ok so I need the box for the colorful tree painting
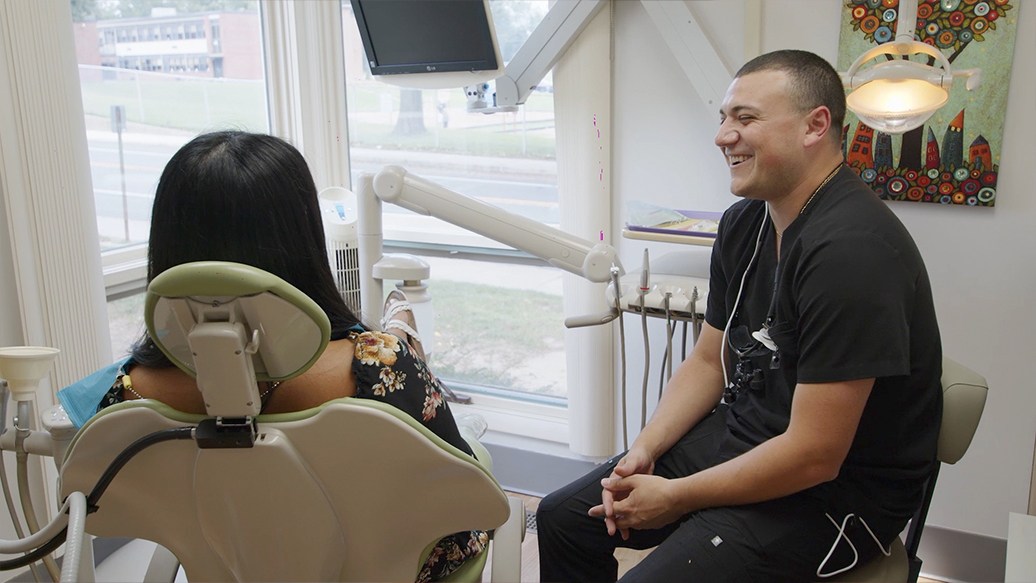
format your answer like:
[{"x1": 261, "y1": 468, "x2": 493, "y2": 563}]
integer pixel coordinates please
[{"x1": 838, "y1": 0, "x2": 1018, "y2": 206}]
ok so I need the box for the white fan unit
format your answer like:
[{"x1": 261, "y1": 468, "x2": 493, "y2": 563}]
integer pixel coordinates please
[{"x1": 318, "y1": 187, "x2": 361, "y2": 314}]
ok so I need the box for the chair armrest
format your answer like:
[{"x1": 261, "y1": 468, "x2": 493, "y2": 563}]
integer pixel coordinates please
[
  {"x1": 460, "y1": 428, "x2": 493, "y2": 474},
  {"x1": 939, "y1": 357, "x2": 988, "y2": 464},
  {"x1": 490, "y1": 496, "x2": 525, "y2": 582}
]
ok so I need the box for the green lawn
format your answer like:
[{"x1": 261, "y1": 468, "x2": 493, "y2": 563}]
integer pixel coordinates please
[
  {"x1": 80, "y1": 77, "x2": 556, "y2": 158},
  {"x1": 347, "y1": 120, "x2": 556, "y2": 158},
  {"x1": 108, "y1": 278, "x2": 566, "y2": 397},
  {"x1": 80, "y1": 79, "x2": 268, "y2": 133},
  {"x1": 92, "y1": 74, "x2": 566, "y2": 396},
  {"x1": 427, "y1": 278, "x2": 564, "y2": 396}
]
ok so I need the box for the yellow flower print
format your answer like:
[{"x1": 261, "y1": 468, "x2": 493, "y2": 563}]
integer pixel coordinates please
[{"x1": 354, "y1": 331, "x2": 400, "y2": 366}]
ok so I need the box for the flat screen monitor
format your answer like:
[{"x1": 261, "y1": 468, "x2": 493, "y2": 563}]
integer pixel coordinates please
[{"x1": 350, "y1": 0, "x2": 502, "y2": 83}]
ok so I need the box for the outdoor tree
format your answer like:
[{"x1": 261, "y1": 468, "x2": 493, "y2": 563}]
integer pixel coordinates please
[
  {"x1": 393, "y1": 88, "x2": 427, "y2": 136},
  {"x1": 846, "y1": 0, "x2": 1014, "y2": 169},
  {"x1": 70, "y1": 0, "x2": 98, "y2": 21}
]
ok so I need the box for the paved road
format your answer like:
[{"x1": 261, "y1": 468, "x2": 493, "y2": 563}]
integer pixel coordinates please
[{"x1": 88, "y1": 137, "x2": 561, "y2": 242}]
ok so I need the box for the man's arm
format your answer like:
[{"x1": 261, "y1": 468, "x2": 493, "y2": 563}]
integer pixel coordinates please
[
  {"x1": 595, "y1": 376, "x2": 874, "y2": 532},
  {"x1": 628, "y1": 322, "x2": 727, "y2": 461},
  {"x1": 597, "y1": 322, "x2": 726, "y2": 537}
]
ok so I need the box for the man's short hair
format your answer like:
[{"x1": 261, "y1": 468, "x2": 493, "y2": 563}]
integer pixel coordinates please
[{"x1": 735, "y1": 50, "x2": 846, "y2": 139}]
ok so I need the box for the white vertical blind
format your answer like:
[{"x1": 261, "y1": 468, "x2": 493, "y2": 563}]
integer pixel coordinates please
[
  {"x1": 0, "y1": 0, "x2": 110, "y2": 388},
  {"x1": 261, "y1": 0, "x2": 303, "y2": 143},
  {"x1": 0, "y1": 0, "x2": 111, "y2": 529}
]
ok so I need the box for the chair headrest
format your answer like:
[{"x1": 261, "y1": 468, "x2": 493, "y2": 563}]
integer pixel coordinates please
[
  {"x1": 144, "y1": 261, "x2": 331, "y2": 418},
  {"x1": 938, "y1": 357, "x2": 988, "y2": 465}
]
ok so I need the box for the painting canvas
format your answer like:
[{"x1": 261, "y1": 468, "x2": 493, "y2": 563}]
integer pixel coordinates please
[{"x1": 836, "y1": 0, "x2": 1019, "y2": 207}]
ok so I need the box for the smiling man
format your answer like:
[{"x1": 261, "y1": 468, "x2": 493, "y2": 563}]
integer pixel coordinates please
[{"x1": 537, "y1": 50, "x2": 943, "y2": 582}]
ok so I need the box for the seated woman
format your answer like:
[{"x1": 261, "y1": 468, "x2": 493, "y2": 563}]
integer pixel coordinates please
[{"x1": 58, "y1": 130, "x2": 484, "y2": 583}]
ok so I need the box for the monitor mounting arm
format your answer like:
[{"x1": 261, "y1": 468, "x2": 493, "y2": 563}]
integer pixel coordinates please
[{"x1": 466, "y1": 0, "x2": 607, "y2": 114}]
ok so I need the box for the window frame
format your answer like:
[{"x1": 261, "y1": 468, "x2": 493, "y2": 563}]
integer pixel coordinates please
[
  {"x1": 272, "y1": 0, "x2": 580, "y2": 446},
  {"x1": 101, "y1": 243, "x2": 147, "y2": 299},
  {"x1": 98, "y1": 0, "x2": 614, "y2": 452}
]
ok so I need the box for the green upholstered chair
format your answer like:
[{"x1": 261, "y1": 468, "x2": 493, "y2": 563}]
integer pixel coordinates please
[
  {"x1": 58, "y1": 261, "x2": 523, "y2": 582},
  {"x1": 824, "y1": 357, "x2": 988, "y2": 583}
]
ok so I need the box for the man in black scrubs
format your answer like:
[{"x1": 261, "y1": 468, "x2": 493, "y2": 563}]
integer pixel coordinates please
[{"x1": 537, "y1": 49, "x2": 943, "y2": 582}]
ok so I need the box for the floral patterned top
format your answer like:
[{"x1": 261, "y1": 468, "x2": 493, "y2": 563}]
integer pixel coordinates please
[
  {"x1": 97, "y1": 326, "x2": 487, "y2": 582},
  {"x1": 348, "y1": 329, "x2": 472, "y2": 456}
]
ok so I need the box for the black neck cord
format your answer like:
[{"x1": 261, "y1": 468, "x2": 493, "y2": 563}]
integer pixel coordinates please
[
  {"x1": 86, "y1": 426, "x2": 196, "y2": 510},
  {"x1": 0, "y1": 426, "x2": 196, "y2": 573},
  {"x1": 0, "y1": 528, "x2": 69, "y2": 571}
]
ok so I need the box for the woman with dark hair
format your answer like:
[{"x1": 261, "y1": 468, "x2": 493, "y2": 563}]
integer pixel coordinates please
[
  {"x1": 58, "y1": 131, "x2": 486, "y2": 582},
  {"x1": 133, "y1": 131, "x2": 360, "y2": 368}
]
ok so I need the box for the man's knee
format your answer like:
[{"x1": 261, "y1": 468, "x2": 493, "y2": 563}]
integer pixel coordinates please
[{"x1": 535, "y1": 490, "x2": 568, "y2": 537}]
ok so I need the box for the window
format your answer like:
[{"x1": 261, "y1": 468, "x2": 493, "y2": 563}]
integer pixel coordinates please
[
  {"x1": 341, "y1": 0, "x2": 566, "y2": 401},
  {"x1": 71, "y1": 0, "x2": 269, "y2": 358},
  {"x1": 398, "y1": 252, "x2": 567, "y2": 401}
]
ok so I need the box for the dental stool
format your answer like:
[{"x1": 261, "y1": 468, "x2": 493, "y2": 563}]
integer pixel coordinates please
[
  {"x1": 824, "y1": 357, "x2": 988, "y2": 583},
  {"x1": 58, "y1": 261, "x2": 523, "y2": 582}
]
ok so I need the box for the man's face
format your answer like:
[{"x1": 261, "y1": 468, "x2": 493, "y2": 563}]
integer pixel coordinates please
[{"x1": 715, "y1": 70, "x2": 810, "y2": 201}]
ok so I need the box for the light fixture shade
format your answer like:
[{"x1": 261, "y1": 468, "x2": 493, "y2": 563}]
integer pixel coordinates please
[
  {"x1": 847, "y1": 76, "x2": 949, "y2": 134},
  {"x1": 842, "y1": 32, "x2": 962, "y2": 135}
]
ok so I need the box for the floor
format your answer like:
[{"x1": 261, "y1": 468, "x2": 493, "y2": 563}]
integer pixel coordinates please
[
  {"x1": 502, "y1": 492, "x2": 654, "y2": 582},
  {"x1": 502, "y1": 492, "x2": 943, "y2": 583}
]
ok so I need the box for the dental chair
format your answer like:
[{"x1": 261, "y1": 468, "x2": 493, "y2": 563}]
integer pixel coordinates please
[
  {"x1": 825, "y1": 357, "x2": 988, "y2": 583},
  {"x1": 57, "y1": 261, "x2": 524, "y2": 582}
]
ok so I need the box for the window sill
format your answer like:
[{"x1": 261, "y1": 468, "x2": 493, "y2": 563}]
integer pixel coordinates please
[
  {"x1": 101, "y1": 245, "x2": 147, "y2": 299},
  {"x1": 450, "y1": 391, "x2": 568, "y2": 446}
]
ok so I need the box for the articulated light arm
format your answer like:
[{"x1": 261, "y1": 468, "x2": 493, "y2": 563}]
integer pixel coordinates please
[{"x1": 373, "y1": 165, "x2": 620, "y2": 280}]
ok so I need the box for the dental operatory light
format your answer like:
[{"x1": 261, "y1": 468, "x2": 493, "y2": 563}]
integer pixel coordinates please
[{"x1": 841, "y1": 0, "x2": 981, "y2": 134}]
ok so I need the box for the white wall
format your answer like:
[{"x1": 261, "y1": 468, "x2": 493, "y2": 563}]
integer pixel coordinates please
[{"x1": 613, "y1": 0, "x2": 1036, "y2": 541}]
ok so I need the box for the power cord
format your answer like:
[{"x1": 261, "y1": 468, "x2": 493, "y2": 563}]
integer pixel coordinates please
[{"x1": 0, "y1": 426, "x2": 195, "y2": 573}]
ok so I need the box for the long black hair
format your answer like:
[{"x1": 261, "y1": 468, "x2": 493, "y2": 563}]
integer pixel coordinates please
[{"x1": 132, "y1": 131, "x2": 361, "y2": 366}]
